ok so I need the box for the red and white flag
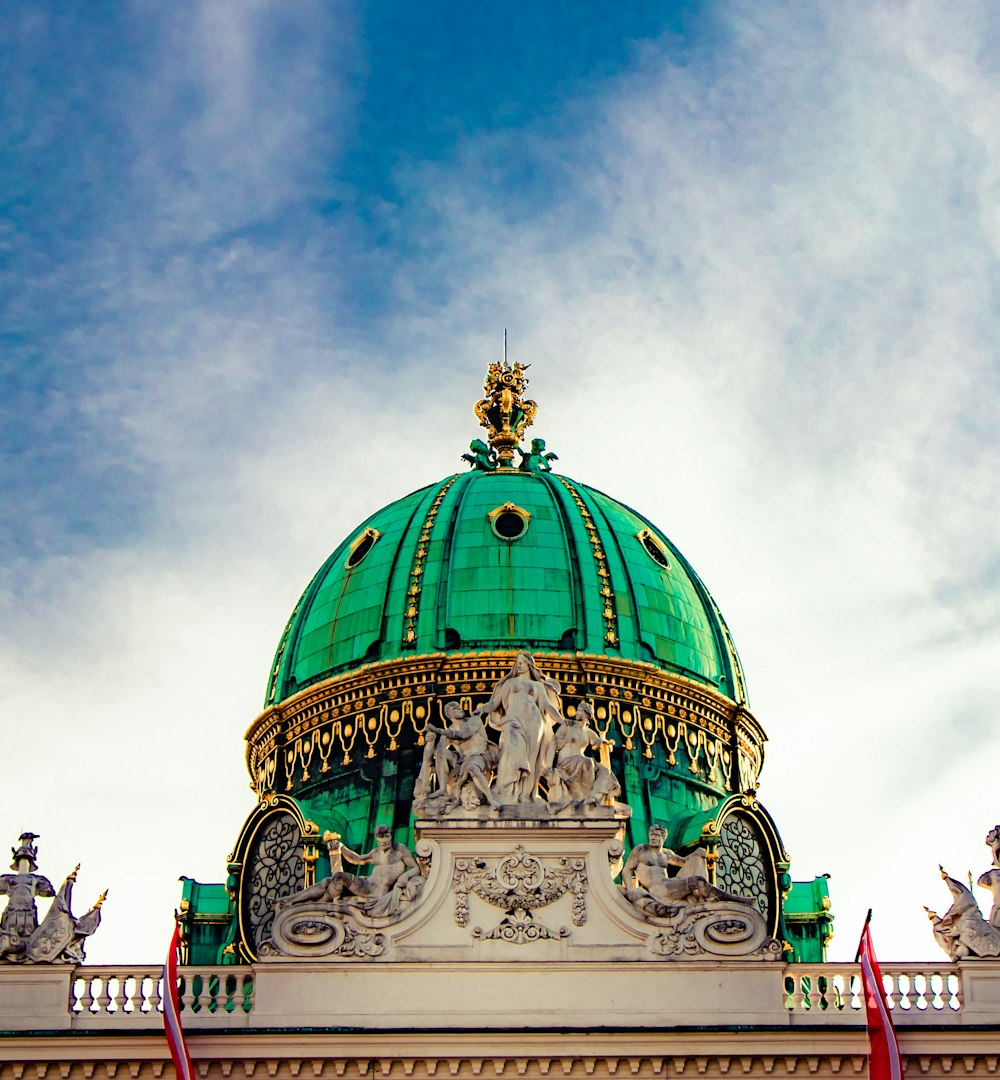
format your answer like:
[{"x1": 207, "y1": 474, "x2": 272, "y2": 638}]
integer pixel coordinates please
[
  {"x1": 858, "y1": 919, "x2": 903, "y2": 1080},
  {"x1": 162, "y1": 920, "x2": 195, "y2": 1080}
]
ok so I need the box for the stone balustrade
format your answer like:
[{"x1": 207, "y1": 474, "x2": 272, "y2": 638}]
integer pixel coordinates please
[
  {"x1": 69, "y1": 966, "x2": 254, "y2": 1023},
  {"x1": 784, "y1": 962, "x2": 962, "y2": 1022},
  {"x1": 5, "y1": 960, "x2": 997, "y2": 1036}
]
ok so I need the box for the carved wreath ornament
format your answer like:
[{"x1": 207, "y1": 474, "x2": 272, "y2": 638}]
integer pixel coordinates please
[{"x1": 452, "y1": 844, "x2": 588, "y2": 941}]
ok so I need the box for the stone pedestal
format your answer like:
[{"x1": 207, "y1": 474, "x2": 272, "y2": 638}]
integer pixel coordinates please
[
  {"x1": 0, "y1": 965, "x2": 73, "y2": 1031},
  {"x1": 250, "y1": 958, "x2": 791, "y2": 1029},
  {"x1": 957, "y1": 959, "x2": 1000, "y2": 1022}
]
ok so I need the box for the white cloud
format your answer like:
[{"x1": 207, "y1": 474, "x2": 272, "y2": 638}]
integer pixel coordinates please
[{"x1": 3, "y1": 0, "x2": 998, "y2": 965}]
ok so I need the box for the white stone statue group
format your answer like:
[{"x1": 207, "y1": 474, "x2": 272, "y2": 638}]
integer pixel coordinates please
[
  {"x1": 261, "y1": 654, "x2": 774, "y2": 959},
  {"x1": 927, "y1": 825, "x2": 1000, "y2": 960},
  {"x1": 414, "y1": 652, "x2": 621, "y2": 816},
  {"x1": 0, "y1": 834, "x2": 106, "y2": 965}
]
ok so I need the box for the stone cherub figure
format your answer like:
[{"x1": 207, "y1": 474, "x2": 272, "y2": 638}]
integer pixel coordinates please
[
  {"x1": 278, "y1": 826, "x2": 423, "y2": 919},
  {"x1": 423, "y1": 701, "x2": 498, "y2": 810},
  {"x1": 0, "y1": 833, "x2": 106, "y2": 963},
  {"x1": 926, "y1": 826, "x2": 1000, "y2": 960},
  {"x1": 545, "y1": 700, "x2": 621, "y2": 810},
  {"x1": 622, "y1": 823, "x2": 750, "y2": 918}
]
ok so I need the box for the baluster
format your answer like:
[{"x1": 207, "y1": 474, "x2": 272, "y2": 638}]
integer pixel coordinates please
[
  {"x1": 95, "y1": 977, "x2": 112, "y2": 1016},
  {"x1": 805, "y1": 970, "x2": 823, "y2": 1011},
  {"x1": 134, "y1": 974, "x2": 148, "y2": 1014},
  {"x1": 180, "y1": 972, "x2": 196, "y2": 1013},
  {"x1": 197, "y1": 970, "x2": 215, "y2": 1013},
  {"x1": 78, "y1": 974, "x2": 96, "y2": 1014},
  {"x1": 110, "y1": 976, "x2": 127, "y2": 1014},
  {"x1": 786, "y1": 973, "x2": 805, "y2": 1011},
  {"x1": 151, "y1": 971, "x2": 163, "y2": 1014}
]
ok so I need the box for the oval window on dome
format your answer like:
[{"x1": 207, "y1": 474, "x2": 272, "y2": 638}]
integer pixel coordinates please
[
  {"x1": 488, "y1": 502, "x2": 531, "y2": 542},
  {"x1": 637, "y1": 528, "x2": 670, "y2": 569},
  {"x1": 345, "y1": 527, "x2": 381, "y2": 569}
]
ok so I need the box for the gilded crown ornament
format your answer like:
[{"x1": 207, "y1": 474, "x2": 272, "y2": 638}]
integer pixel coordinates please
[{"x1": 472, "y1": 359, "x2": 538, "y2": 469}]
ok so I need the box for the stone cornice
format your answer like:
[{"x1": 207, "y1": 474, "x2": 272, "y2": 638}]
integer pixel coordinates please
[{"x1": 2, "y1": 1029, "x2": 999, "y2": 1079}]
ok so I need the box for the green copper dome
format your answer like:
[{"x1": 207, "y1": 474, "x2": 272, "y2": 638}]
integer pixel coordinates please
[{"x1": 265, "y1": 469, "x2": 746, "y2": 708}]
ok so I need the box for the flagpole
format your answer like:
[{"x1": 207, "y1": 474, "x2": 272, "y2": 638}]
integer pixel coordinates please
[
  {"x1": 855, "y1": 907, "x2": 873, "y2": 962},
  {"x1": 856, "y1": 909, "x2": 904, "y2": 1080},
  {"x1": 163, "y1": 913, "x2": 195, "y2": 1080}
]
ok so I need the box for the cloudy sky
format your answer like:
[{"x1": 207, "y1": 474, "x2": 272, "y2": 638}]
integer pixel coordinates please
[{"x1": 2, "y1": 0, "x2": 998, "y2": 967}]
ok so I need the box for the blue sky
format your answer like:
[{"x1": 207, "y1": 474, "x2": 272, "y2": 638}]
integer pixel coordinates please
[
  {"x1": 4, "y1": 2, "x2": 704, "y2": 563},
  {"x1": 2, "y1": 1, "x2": 999, "y2": 964}
]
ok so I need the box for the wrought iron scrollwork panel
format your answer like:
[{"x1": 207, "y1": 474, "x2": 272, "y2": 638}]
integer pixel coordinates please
[
  {"x1": 244, "y1": 813, "x2": 305, "y2": 950},
  {"x1": 715, "y1": 814, "x2": 770, "y2": 919}
]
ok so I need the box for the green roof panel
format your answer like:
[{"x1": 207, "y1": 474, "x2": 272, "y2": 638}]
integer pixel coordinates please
[{"x1": 265, "y1": 470, "x2": 747, "y2": 707}]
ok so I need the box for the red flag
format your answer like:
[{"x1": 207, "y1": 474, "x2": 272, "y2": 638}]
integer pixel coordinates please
[
  {"x1": 858, "y1": 920, "x2": 903, "y2": 1080},
  {"x1": 162, "y1": 920, "x2": 195, "y2": 1080}
]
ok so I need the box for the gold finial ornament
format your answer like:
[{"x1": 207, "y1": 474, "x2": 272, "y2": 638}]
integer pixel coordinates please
[{"x1": 473, "y1": 359, "x2": 538, "y2": 468}]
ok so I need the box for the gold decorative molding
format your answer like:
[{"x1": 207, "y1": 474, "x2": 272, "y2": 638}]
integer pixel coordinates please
[
  {"x1": 266, "y1": 596, "x2": 302, "y2": 707},
  {"x1": 554, "y1": 477, "x2": 620, "y2": 648},
  {"x1": 403, "y1": 477, "x2": 459, "y2": 648},
  {"x1": 244, "y1": 651, "x2": 762, "y2": 798}
]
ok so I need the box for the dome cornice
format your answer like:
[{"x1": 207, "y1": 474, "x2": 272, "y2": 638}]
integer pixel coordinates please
[{"x1": 246, "y1": 650, "x2": 766, "y2": 807}]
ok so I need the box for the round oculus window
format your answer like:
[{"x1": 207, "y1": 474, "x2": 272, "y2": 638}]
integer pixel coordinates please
[
  {"x1": 488, "y1": 502, "x2": 531, "y2": 541},
  {"x1": 345, "y1": 528, "x2": 381, "y2": 569},
  {"x1": 638, "y1": 529, "x2": 670, "y2": 569}
]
